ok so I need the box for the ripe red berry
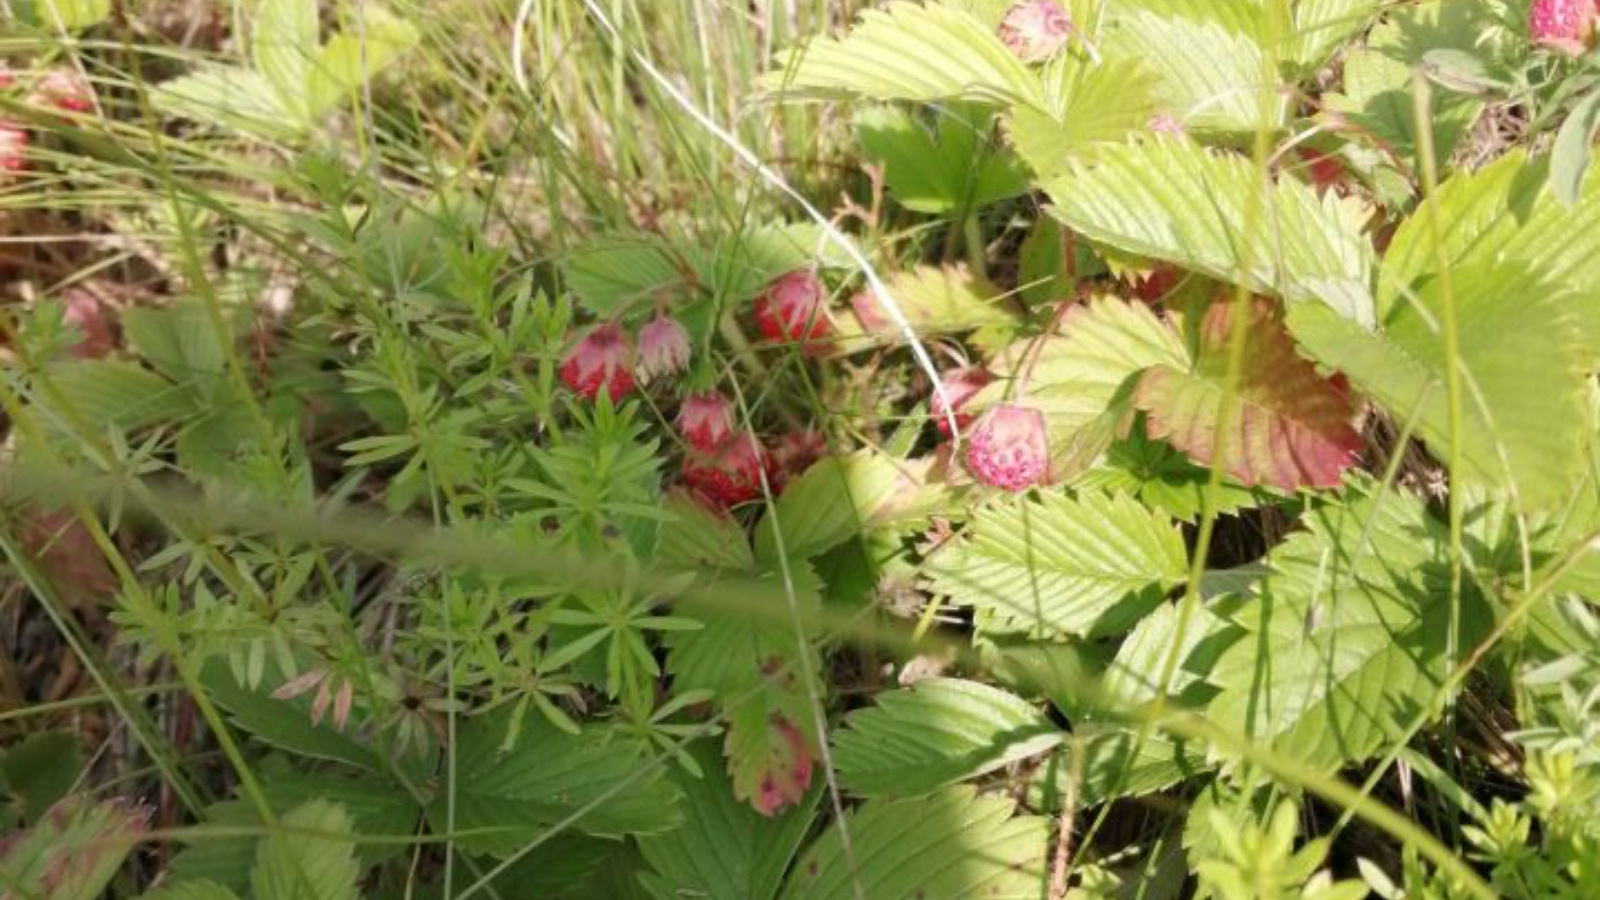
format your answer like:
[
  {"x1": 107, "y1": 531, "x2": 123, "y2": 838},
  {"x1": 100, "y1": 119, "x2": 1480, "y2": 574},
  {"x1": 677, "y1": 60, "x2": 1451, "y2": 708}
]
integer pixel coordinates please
[
  {"x1": 560, "y1": 322, "x2": 636, "y2": 402},
  {"x1": 1297, "y1": 147, "x2": 1346, "y2": 194},
  {"x1": 1530, "y1": 0, "x2": 1596, "y2": 55},
  {"x1": 966, "y1": 403, "x2": 1050, "y2": 491},
  {"x1": 754, "y1": 270, "x2": 829, "y2": 350},
  {"x1": 683, "y1": 435, "x2": 769, "y2": 507},
  {"x1": 0, "y1": 122, "x2": 26, "y2": 174},
  {"x1": 930, "y1": 367, "x2": 991, "y2": 437},
  {"x1": 638, "y1": 313, "x2": 691, "y2": 380},
  {"x1": 677, "y1": 392, "x2": 736, "y2": 451},
  {"x1": 997, "y1": 1, "x2": 1074, "y2": 63},
  {"x1": 31, "y1": 68, "x2": 93, "y2": 113}
]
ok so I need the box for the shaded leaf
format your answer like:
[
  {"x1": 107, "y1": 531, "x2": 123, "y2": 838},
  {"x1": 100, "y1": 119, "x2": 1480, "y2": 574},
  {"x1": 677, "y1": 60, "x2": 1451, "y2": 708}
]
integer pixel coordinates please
[
  {"x1": 755, "y1": 451, "x2": 941, "y2": 562},
  {"x1": 637, "y1": 742, "x2": 820, "y2": 900},
  {"x1": 1206, "y1": 488, "x2": 1491, "y2": 771},
  {"x1": 1134, "y1": 298, "x2": 1362, "y2": 491},
  {"x1": 779, "y1": 787, "x2": 1048, "y2": 900},
  {"x1": 0, "y1": 795, "x2": 149, "y2": 900},
  {"x1": 250, "y1": 801, "x2": 358, "y2": 900},
  {"x1": 832, "y1": 678, "x2": 1061, "y2": 797}
]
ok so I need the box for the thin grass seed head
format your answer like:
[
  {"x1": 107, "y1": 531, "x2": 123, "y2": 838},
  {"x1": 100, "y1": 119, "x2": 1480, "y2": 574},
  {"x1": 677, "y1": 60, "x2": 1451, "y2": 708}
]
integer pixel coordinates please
[
  {"x1": 966, "y1": 403, "x2": 1050, "y2": 491},
  {"x1": 676, "y1": 392, "x2": 736, "y2": 451},
  {"x1": 997, "y1": 1, "x2": 1075, "y2": 63},
  {"x1": 560, "y1": 322, "x2": 636, "y2": 401},
  {"x1": 638, "y1": 313, "x2": 691, "y2": 380},
  {"x1": 754, "y1": 270, "x2": 830, "y2": 349},
  {"x1": 1530, "y1": 0, "x2": 1597, "y2": 54}
]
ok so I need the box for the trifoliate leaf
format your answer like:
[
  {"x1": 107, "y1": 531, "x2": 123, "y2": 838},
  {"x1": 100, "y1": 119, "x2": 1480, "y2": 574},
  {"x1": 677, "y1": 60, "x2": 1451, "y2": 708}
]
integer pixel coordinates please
[
  {"x1": 855, "y1": 103, "x2": 1029, "y2": 214},
  {"x1": 1206, "y1": 488, "x2": 1491, "y2": 771},
  {"x1": 1103, "y1": 5, "x2": 1284, "y2": 132},
  {"x1": 1043, "y1": 139, "x2": 1376, "y2": 325},
  {"x1": 1134, "y1": 298, "x2": 1362, "y2": 491},
  {"x1": 832, "y1": 678, "x2": 1061, "y2": 797},
  {"x1": 778, "y1": 788, "x2": 1048, "y2": 900},
  {"x1": 923, "y1": 490, "x2": 1188, "y2": 638},
  {"x1": 1005, "y1": 56, "x2": 1164, "y2": 178}
]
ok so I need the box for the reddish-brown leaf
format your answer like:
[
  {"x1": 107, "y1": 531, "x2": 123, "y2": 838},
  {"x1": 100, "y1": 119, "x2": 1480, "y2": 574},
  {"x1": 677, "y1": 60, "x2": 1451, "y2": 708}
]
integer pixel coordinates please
[{"x1": 1133, "y1": 298, "x2": 1361, "y2": 490}]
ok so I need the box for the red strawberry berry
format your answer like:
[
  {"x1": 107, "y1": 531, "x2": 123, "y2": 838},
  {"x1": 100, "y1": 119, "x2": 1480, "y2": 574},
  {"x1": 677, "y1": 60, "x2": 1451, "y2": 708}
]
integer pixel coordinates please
[
  {"x1": 31, "y1": 68, "x2": 93, "y2": 113},
  {"x1": 966, "y1": 403, "x2": 1049, "y2": 491},
  {"x1": 930, "y1": 367, "x2": 991, "y2": 437},
  {"x1": 754, "y1": 270, "x2": 829, "y2": 350},
  {"x1": 0, "y1": 122, "x2": 25, "y2": 174},
  {"x1": 560, "y1": 322, "x2": 636, "y2": 402},
  {"x1": 1297, "y1": 147, "x2": 1346, "y2": 194},
  {"x1": 677, "y1": 392, "x2": 736, "y2": 451},
  {"x1": 638, "y1": 313, "x2": 691, "y2": 380},
  {"x1": 683, "y1": 435, "x2": 769, "y2": 507},
  {"x1": 997, "y1": 1, "x2": 1074, "y2": 63},
  {"x1": 61, "y1": 289, "x2": 114, "y2": 359},
  {"x1": 1530, "y1": 0, "x2": 1596, "y2": 55}
]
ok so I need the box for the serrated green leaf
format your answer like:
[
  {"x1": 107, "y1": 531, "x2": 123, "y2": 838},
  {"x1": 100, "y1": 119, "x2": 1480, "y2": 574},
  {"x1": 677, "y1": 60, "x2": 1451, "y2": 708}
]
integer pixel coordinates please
[
  {"x1": 1043, "y1": 139, "x2": 1375, "y2": 324},
  {"x1": 123, "y1": 300, "x2": 229, "y2": 392},
  {"x1": 1038, "y1": 726, "x2": 1206, "y2": 806},
  {"x1": 832, "y1": 678, "x2": 1061, "y2": 797},
  {"x1": 24, "y1": 0, "x2": 111, "y2": 29},
  {"x1": 1075, "y1": 427, "x2": 1262, "y2": 523},
  {"x1": 855, "y1": 103, "x2": 1028, "y2": 214},
  {"x1": 200, "y1": 661, "x2": 384, "y2": 772},
  {"x1": 1103, "y1": 598, "x2": 1240, "y2": 708},
  {"x1": 35, "y1": 359, "x2": 196, "y2": 436},
  {"x1": 1006, "y1": 55, "x2": 1164, "y2": 178},
  {"x1": 562, "y1": 235, "x2": 687, "y2": 318},
  {"x1": 778, "y1": 787, "x2": 1048, "y2": 900},
  {"x1": 305, "y1": 8, "x2": 418, "y2": 117},
  {"x1": 1286, "y1": 0, "x2": 1381, "y2": 70},
  {"x1": 141, "y1": 880, "x2": 244, "y2": 900},
  {"x1": 250, "y1": 801, "x2": 359, "y2": 900},
  {"x1": 0, "y1": 731, "x2": 82, "y2": 823},
  {"x1": 1133, "y1": 297, "x2": 1362, "y2": 491},
  {"x1": 1290, "y1": 261, "x2": 1589, "y2": 510},
  {"x1": 153, "y1": 66, "x2": 295, "y2": 139},
  {"x1": 755, "y1": 452, "x2": 940, "y2": 562},
  {"x1": 637, "y1": 742, "x2": 819, "y2": 900},
  {"x1": 442, "y1": 712, "x2": 683, "y2": 855},
  {"x1": 657, "y1": 491, "x2": 756, "y2": 571},
  {"x1": 1380, "y1": 149, "x2": 1600, "y2": 323},
  {"x1": 1103, "y1": 5, "x2": 1284, "y2": 132},
  {"x1": 1206, "y1": 488, "x2": 1491, "y2": 771},
  {"x1": 759, "y1": 1, "x2": 1045, "y2": 108},
  {"x1": 846, "y1": 264, "x2": 1019, "y2": 351},
  {"x1": 923, "y1": 490, "x2": 1188, "y2": 638},
  {"x1": 253, "y1": 0, "x2": 319, "y2": 119}
]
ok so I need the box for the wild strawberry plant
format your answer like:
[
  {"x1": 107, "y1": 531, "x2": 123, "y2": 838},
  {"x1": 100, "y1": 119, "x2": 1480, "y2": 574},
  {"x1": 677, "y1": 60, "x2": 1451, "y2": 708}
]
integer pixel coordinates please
[{"x1": 4, "y1": 1, "x2": 1600, "y2": 899}]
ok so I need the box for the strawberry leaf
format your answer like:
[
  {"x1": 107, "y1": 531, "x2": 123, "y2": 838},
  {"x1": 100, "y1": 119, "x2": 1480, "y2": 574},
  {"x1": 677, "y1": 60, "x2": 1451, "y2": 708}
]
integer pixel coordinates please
[{"x1": 1134, "y1": 298, "x2": 1362, "y2": 491}]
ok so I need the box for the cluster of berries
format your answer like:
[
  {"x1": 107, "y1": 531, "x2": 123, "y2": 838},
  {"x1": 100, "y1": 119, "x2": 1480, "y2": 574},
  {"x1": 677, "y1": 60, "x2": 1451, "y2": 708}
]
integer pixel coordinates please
[
  {"x1": 1531, "y1": 0, "x2": 1600, "y2": 55},
  {"x1": 1, "y1": 66, "x2": 95, "y2": 175},
  {"x1": 558, "y1": 269, "x2": 831, "y2": 508}
]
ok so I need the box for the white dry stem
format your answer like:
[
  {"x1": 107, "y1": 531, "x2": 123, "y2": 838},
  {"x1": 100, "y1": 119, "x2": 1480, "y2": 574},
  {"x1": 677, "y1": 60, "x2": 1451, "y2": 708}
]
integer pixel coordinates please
[{"x1": 510, "y1": 0, "x2": 964, "y2": 445}]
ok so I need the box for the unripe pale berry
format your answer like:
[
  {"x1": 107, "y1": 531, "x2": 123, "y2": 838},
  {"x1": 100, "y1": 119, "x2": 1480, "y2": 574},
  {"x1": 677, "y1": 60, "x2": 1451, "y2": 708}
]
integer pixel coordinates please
[
  {"x1": 754, "y1": 270, "x2": 829, "y2": 350},
  {"x1": 931, "y1": 367, "x2": 991, "y2": 437},
  {"x1": 560, "y1": 322, "x2": 636, "y2": 402},
  {"x1": 997, "y1": 1, "x2": 1074, "y2": 63},
  {"x1": 638, "y1": 313, "x2": 691, "y2": 380},
  {"x1": 966, "y1": 403, "x2": 1049, "y2": 491},
  {"x1": 677, "y1": 392, "x2": 736, "y2": 451},
  {"x1": 0, "y1": 123, "x2": 26, "y2": 174},
  {"x1": 61, "y1": 289, "x2": 115, "y2": 359}
]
